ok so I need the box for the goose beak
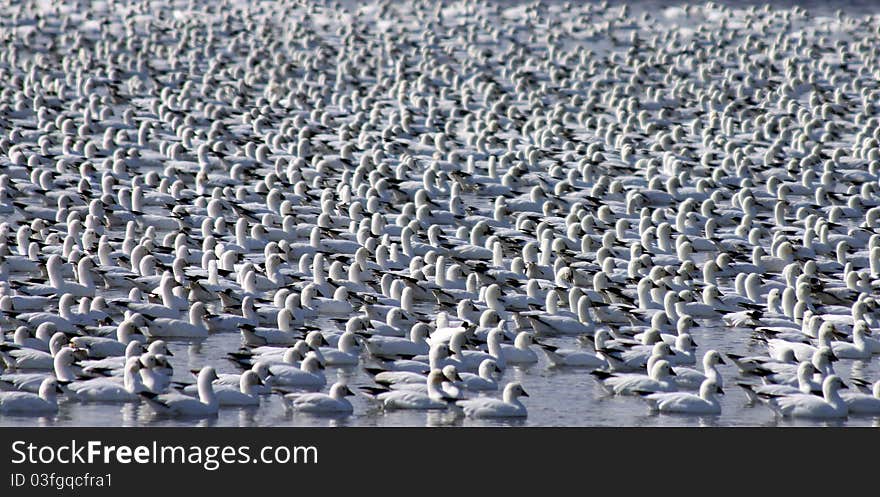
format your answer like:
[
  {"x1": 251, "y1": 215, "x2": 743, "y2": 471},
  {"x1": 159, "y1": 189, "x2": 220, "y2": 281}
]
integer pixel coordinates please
[
  {"x1": 345, "y1": 387, "x2": 355, "y2": 396},
  {"x1": 716, "y1": 387, "x2": 724, "y2": 394},
  {"x1": 717, "y1": 357, "x2": 726, "y2": 365},
  {"x1": 521, "y1": 389, "x2": 530, "y2": 397}
]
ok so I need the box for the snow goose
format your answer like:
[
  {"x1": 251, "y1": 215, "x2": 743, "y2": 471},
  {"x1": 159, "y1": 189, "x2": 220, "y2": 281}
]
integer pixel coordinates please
[
  {"x1": 227, "y1": 341, "x2": 311, "y2": 368},
  {"x1": 499, "y1": 331, "x2": 539, "y2": 364},
  {"x1": 268, "y1": 352, "x2": 326, "y2": 390},
  {"x1": 19, "y1": 255, "x2": 96, "y2": 297},
  {"x1": 142, "y1": 301, "x2": 211, "y2": 338},
  {"x1": 179, "y1": 370, "x2": 263, "y2": 407},
  {"x1": 363, "y1": 370, "x2": 458, "y2": 410},
  {"x1": 440, "y1": 329, "x2": 490, "y2": 372},
  {"x1": 301, "y1": 283, "x2": 355, "y2": 315},
  {"x1": 458, "y1": 359, "x2": 502, "y2": 392},
  {"x1": 590, "y1": 360, "x2": 678, "y2": 395},
  {"x1": 457, "y1": 381, "x2": 529, "y2": 418},
  {"x1": 80, "y1": 340, "x2": 147, "y2": 376},
  {"x1": 525, "y1": 294, "x2": 595, "y2": 336},
  {"x1": 671, "y1": 350, "x2": 725, "y2": 390},
  {"x1": 281, "y1": 382, "x2": 355, "y2": 414},
  {"x1": 0, "y1": 332, "x2": 71, "y2": 370},
  {"x1": 363, "y1": 323, "x2": 430, "y2": 359},
  {"x1": 539, "y1": 341, "x2": 606, "y2": 368},
  {"x1": 759, "y1": 375, "x2": 848, "y2": 419},
  {"x1": 140, "y1": 367, "x2": 220, "y2": 417},
  {"x1": 365, "y1": 306, "x2": 414, "y2": 338},
  {"x1": 16, "y1": 294, "x2": 90, "y2": 332},
  {"x1": 605, "y1": 340, "x2": 674, "y2": 373},
  {"x1": 0, "y1": 377, "x2": 63, "y2": 414},
  {"x1": 66, "y1": 357, "x2": 145, "y2": 402},
  {"x1": 726, "y1": 348, "x2": 797, "y2": 377},
  {"x1": 388, "y1": 364, "x2": 464, "y2": 397},
  {"x1": 767, "y1": 322, "x2": 837, "y2": 362},
  {"x1": 10, "y1": 325, "x2": 55, "y2": 352},
  {"x1": 70, "y1": 321, "x2": 146, "y2": 359},
  {"x1": 138, "y1": 353, "x2": 173, "y2": 393},
  {"x1": 206, "y1": 296, "x2": 260, "y2": 332},
  {"x1": 238, "y1": 310, "x2": 300, "y2": 347},
  {"x1": 641, "y1": 378, "x2": 723, "y2": 415},
  {"x1": 318, "y1": 331, "x2": 360, "y2": 366},
  {"x1": 0, "y1": 346, "x2": 87, "y2": 393},
  {"x1": 737, "y1": 362, "x2": 821, "y2": 404},
  {"x1": 830, "y1": 324, "x2": 873, "y2": 360},
  {"x1": 212, "y1": 361, "x2": 273, "y2": 395},
  {"x1": 667, "y1": 333, "x2": 698, "y2": 366},
  {"x1": 0, "y1": 294, "x2": 54, "y2": 314},
  {"x1": 841, "y1": 380, "x2": 880, "y2": 415}
]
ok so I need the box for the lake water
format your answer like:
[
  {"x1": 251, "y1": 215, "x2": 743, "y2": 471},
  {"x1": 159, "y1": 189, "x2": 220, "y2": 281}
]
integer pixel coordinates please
[
  {"x1": 2, "y1": 0, "x2": 879, "y2": 428},
  {"x1": 3, "y1": 316, "x2": 879, "y2": 427}
]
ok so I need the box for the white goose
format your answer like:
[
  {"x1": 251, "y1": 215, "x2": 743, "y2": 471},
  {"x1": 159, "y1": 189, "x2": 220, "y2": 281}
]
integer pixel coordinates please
[
  {"x1": 539, "y1": 341, "x2": 606, "y2": 368},
  {"x1": 457, "y1": 359, "x2": 502, "y2": 391},
  {"x1": 142, "y1": 302, "x2": 211, "y2": 338},
  {"x1": 238, "y1": 310, "x2": 300, "y2": 347},
  {"x1": 21, "y1": 255, "x2": 96, "y2": 297},
  {"x1": 498, "y1": 331, "x2": 539, "y2": 364},
  {"x1": 830, "y1": 323, "x2": 873, "y2": 360},
  {"x1": 641, "y1": 378, "x2": 723, "y2": 415},
  {"x1": 180, "y1": 370, "x2": 263, "y2": 407},
  {"x1": 456, "y1": 382, "x2": 529, "y2": 418},
  {"x1": 212, "y1": 361, "x2": 274, "y2": 395},
  {"x1": 364, "y1": 370, "x2": 457, "y2": 410},
  {"x1": 268, "y1": 352, "x2": 326, "y2": 390},
  {"x1": 318, "y1": 331, "x2": 360, "y2": 366},
  {"x1": 0, "y1": 346, "x2": 85, "y2": 392},
  {"x1": 760, "y1": 375, "x2": 848, "y2": 419},
  {"x1": 841, "y1": 380, "x2": 880, "y2": 415},
  {"x1": 363, "y1": 323, "x2": 430, "y2": 358},
  {"x1": 671, "y1": 350, "x2": 726, "y2": 390},
  {"x1": 591, "y1": 360, "x2": 678, "y2": 395},
  {"x1": 0, "y1": 332, "x2": 71, "y2": 370},
  {"x1": 301, "y1": 284, "x2": 354, "y2": 315},
  {"x1": 281, "y1": 382, "x2": 355, "y2": 414},
  {"x1": 70, "y1": 321, "x2": 146, "y2": 358},
  {"x1": 66, "y1": 357, "x2": 146, "y2": 402},
  {"x1": 0, "y1": 377, "x2": 63, "y2": 414},
  {"x1": 140, "y1": 367, "x2": 220, "y2": 417}
]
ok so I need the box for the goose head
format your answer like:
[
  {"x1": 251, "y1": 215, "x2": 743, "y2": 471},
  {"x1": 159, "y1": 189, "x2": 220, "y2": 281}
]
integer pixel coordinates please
[
  {"x1": 301, "y1": 352, "x2": 325, "y2": 373},
  {"x1": 699, "y1": 379, "x2": 723, "y2": 399},
  {"x1": 513, "y1": 331, "x2": 534, "y2": 349},
  {"x1": 649, "y1": 360, "x2": 675, "y2": 381},
  {"x1": 240, "y1": 370, "x2": 264, "y2": 394},
  {"x1": 441, "y1": 365, "x2": 462, "y2": 383},
  {"x1": 329, "y1": 382, "x2": 355, "y2": 400},
  {"x1": 38, "y1": 377, "x2": 64, "y2": 403},
  {"x1": 502, "y1": 381, "x2": 530, "y2": 403},
  {"x1": 479, "y1": 359, "x2": 502, "y2": 378}
]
